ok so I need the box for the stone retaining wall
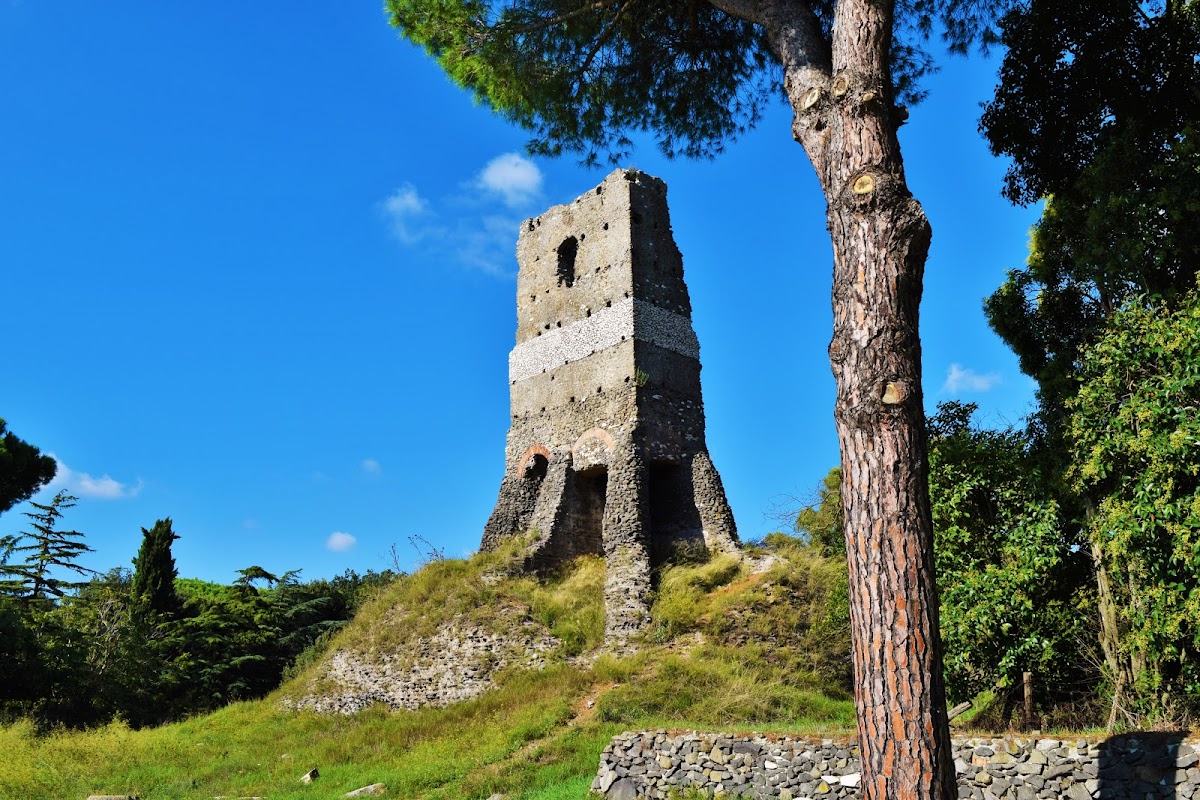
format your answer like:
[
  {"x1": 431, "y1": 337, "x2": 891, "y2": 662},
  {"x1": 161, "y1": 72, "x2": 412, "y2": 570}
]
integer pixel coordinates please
[
  {"x1": 592, "y1": 730, "x2": 1200, "y2": 799},
  {"x1": 287, "y1": 608, "x2": 558, "y2": 714}
]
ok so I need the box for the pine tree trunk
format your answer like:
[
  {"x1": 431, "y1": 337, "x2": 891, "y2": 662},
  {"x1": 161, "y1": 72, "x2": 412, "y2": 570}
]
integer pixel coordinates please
[
  {"x1": 826, "y1": 181, "x2": 955, "y2": 800},
  {"x1": 765, "y1": 0, "x2": 956, "y2": 797}
]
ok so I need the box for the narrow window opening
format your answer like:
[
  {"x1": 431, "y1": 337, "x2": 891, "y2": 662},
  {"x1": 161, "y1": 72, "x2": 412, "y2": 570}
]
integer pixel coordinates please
[{"x1": 556, "y1": 236, "x2": 578, "y2": 287}]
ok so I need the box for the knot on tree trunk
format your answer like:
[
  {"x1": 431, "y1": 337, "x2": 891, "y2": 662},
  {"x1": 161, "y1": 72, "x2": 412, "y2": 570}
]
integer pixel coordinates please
[{"x1": 838, "y1": 166, "x2": 910, "y2": 211}]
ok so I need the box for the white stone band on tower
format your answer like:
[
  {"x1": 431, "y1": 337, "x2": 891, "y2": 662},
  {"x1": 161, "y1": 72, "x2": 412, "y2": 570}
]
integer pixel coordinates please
[{"x1": 508, "y1": 298, "x2": 700, "y2": 384}]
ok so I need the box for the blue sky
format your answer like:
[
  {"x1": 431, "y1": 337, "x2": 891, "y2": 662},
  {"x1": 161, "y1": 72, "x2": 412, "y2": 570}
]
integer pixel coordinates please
[{"x1": 1, "y1": 3, "x2": 1040, "y2": 584}]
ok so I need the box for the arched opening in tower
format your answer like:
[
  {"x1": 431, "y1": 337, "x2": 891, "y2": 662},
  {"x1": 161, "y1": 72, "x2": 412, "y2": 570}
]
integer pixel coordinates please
[
  {"x1": 518, "y1": 452, "x2": 550, "y2": 526},
  {"x1": 648, "y1": 461, "x2": 704, "y2": 567},
  {"x1": 523, "y1": 452, "x2": 549, "y2": 483}
]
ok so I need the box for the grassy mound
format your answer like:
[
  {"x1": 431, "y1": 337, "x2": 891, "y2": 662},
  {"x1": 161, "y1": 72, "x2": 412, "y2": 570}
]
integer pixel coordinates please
[{"x1": 2, "y1": 536, "x2": 855, "y2": 799}]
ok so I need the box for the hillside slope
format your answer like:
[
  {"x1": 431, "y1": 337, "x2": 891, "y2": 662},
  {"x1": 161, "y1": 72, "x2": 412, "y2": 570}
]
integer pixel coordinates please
[{"x1": 2, "y1": 537, "x2": 857, "y2": 800}]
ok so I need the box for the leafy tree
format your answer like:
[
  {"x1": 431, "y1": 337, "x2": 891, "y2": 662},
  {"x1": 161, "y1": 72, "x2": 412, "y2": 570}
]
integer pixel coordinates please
[
  {"x1": 0, "y1": 549, "x2": 393, "y2": 728},
  {"x1": 131, "y1": 518, "x2": 180, "y2": 616},
  {"x1": 0, "y1": 597, "x2": 44, "y2": 722},
  {"x1": 1068, "y1": 286, "x2": 1200, "y2": 723},
  {"x1": 982, "y1": 0, "x2": 1199, "y2": 206},
  {"x1": 927, "y1": 402, "x2": 1093, "y2": 711},
  {"x1": 0, "y1": 491, "x2": 94, "y2": 603},
  {"x1": 29, "y1": 569, "x2": 164, "y2": 727},
  {"x1": 386, "y1": 1, "x2": 1006, "y2": 792},
  {"x1": 793, "y1": 467, "x2": 845, "y2": 556},
  {"x1": 160, "y1": 566, "x2": 389, "y2": 720},
  {"x1": 980, "y1": 0, "x2": 1200, "y2": 726},
  {"x1": 983, "y1": 130, "x2": 1200, "y2": 426},
  {"x1": 233, "y1": 564, "x2": 279, "y2": 594},
  {"x1": 981, "y1": 0, "x2": 1200, "y2": 425},
  {"x1": 0, "y1": 418, "x2": 56, "y2": 517}
]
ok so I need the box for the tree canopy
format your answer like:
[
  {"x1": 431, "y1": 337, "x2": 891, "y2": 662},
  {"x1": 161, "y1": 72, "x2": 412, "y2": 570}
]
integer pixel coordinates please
[
  {"x1": 0, "y1": 419, "x2": 56, "y2": 517},
  {"x1": 978, "y1": 0, "x2": 1200, "y2": 726},
  {"x1": 387, "y1": 0, "x2": 998, "y2": 164},
  {"x1": 927, "y1": 402, "x2": 1091, "y2": 707},
  {"x1": 981, "y1": 0, "x2": 1200, "y2": 422},
  {"x1": 793, "y1": 467, "x2": 845, "y2": 556},
  {"x1": 982, "y1": 0, "x2": 1200, "y2": 205}
]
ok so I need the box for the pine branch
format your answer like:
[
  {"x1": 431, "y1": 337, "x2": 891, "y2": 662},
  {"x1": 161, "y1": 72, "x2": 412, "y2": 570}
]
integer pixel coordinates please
[{"x1": 505, "y1": 0, "x2": 623, "y2": 34}]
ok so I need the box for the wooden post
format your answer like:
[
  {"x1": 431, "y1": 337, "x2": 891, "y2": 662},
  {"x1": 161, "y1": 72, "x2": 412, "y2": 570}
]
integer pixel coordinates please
[{"x1": 1023, "y1": 671, "x2": 1034, "y2": 730}]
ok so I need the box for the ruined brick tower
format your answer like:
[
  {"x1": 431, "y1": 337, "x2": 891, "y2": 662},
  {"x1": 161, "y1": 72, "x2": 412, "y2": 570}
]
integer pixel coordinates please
[{"x1": 482, "y1": 169, "x2": 739, "y2": 641}]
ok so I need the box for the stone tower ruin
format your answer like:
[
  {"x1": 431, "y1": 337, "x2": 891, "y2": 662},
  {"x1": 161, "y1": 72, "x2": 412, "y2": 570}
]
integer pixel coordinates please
[{"x1": 482, "y1": 169, "x2": 739, "y2": 641}]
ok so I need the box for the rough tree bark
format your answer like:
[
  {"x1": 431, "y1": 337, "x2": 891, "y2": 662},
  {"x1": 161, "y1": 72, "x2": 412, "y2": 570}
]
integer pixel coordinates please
[{"x1": 713, "y1": 1, "x2": 955, "y2": 797}]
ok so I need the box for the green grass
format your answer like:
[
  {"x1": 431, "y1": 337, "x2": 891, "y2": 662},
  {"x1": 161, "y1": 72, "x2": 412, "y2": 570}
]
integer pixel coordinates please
[
  {"x1": 2, "y1": 542, "x2": 856, "y2": 800},
  {"x1": 0, "y1": 667, "x2": 612, "y2": 800}
]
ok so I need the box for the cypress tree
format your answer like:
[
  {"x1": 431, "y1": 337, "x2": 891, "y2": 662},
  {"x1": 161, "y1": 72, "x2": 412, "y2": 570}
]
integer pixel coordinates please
[{"x1": 131, "y1": 518, "x2": 180, "y2": 616}]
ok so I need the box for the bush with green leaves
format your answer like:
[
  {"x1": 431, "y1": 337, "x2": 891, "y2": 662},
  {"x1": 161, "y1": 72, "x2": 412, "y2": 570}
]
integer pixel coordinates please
[
  {"x1": 0, "y1": 511, "x2": 396, "y2": 730},
  {"x1": 1069, "y1": 286, "x2": 1200, "y2": 721},
  {"x1": 928, "y1": 402, "x2": 1095, "y2": 710},
  {"x1": 793, "y1": 468, "x2": 845, "y2": 556}
]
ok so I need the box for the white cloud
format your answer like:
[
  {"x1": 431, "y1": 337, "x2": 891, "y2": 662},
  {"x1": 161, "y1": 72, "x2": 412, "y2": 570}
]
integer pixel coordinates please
[
  {"x1": 326, "y1": 531, "x2": 357, "y2": 552},
  {"x1": 362, "y1": 458, "x2": 382, "y2": 475},
  {"x1": 454, "y1": 213, "x2": 522, "y2": 277},
  {"x1": 475, "y1": 153, "x2": 543, "y2": 208},
  {"x1": 941, "y1": 363, "x2": 1001, "y2": 394},
  {"x1": 382, "y1": 183, "x2": 431, "y2": 243},
  {"x1": 47, "y1": 455, "x2": 142, "y2": 500},
  {"x1": 381, "y1": 155, "x2": 541, "y2": 273}
]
